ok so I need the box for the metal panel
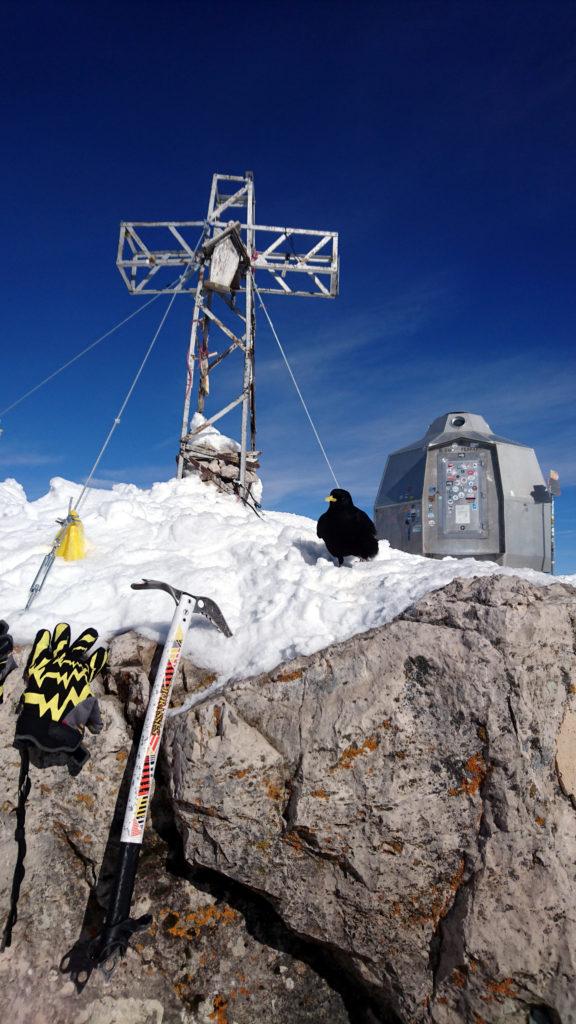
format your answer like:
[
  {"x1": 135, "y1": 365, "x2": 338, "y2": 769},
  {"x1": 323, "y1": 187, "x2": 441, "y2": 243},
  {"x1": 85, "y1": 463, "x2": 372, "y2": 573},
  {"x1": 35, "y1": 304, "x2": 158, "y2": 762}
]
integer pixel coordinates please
[
  {"x1": 496, "y1": 444, "x2": 551, "y2": 572},
  {"x1": 374, "y1": 450, "x2": 427, "y2": 555},
  {"x1": 423, "y1": 444, "x2": 502, "y2": 559}
]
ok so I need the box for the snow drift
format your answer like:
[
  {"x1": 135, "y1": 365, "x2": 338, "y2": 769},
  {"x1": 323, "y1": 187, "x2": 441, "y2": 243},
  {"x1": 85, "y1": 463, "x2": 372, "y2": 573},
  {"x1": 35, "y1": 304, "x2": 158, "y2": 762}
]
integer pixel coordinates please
[{"x1": 0, "y1": 473, "x2": 573, "y2": 687}]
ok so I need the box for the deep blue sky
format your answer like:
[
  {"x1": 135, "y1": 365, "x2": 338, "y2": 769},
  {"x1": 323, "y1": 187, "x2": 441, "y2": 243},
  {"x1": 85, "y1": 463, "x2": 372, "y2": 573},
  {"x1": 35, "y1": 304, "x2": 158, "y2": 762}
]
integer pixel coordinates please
[{"x1": 1, "y1": 1, "x2": 575, "y2": 571}]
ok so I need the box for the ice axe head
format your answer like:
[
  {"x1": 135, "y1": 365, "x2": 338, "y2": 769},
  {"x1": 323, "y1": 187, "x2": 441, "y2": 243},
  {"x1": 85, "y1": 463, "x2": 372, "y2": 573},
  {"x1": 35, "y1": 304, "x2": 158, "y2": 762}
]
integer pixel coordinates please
[{"x1": 131, "y1": 579, "x2": 232, "y2": 637}]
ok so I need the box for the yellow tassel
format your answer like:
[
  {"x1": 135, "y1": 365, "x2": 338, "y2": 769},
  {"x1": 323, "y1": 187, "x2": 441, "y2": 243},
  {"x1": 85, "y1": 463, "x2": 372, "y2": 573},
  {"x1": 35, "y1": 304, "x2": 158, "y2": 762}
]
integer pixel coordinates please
[{"x1": 56, "y1": 510, "x2": 86, "y2": 561}]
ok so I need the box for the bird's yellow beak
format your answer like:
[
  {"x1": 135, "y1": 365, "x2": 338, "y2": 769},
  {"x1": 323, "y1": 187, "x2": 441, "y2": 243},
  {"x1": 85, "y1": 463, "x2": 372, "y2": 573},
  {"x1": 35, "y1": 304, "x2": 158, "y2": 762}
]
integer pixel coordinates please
[{"x1": 325, "y1": 495, "x2": 337, "y2": 502}]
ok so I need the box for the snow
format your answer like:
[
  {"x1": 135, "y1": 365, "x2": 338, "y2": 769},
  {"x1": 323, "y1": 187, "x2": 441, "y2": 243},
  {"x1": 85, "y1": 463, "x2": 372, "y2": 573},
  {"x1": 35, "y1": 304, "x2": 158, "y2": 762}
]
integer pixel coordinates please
[
  {"x1": 0, "y1": 473, "x2": 574, "y2": 697},
  {"x1": 189, "y1": 412, "x2": 241, "y2": 453}
]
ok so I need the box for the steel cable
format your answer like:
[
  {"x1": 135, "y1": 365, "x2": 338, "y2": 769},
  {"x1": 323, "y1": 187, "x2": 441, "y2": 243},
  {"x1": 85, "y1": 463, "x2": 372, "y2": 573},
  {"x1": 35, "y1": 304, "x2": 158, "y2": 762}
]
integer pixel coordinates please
[
  {"x1": 0, "y1": 294, "x2": 163, "y2": 420},
  {"x1": 251, "y1": 276, "x2": 340, "y2": 488}
]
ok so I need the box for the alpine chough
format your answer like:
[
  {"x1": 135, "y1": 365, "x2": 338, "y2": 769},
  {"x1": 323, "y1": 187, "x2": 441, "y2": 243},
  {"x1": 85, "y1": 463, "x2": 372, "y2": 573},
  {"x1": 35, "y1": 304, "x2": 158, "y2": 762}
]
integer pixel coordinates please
[{"x1": 316, "y1": 488, "x2": 379, "y2": 566}]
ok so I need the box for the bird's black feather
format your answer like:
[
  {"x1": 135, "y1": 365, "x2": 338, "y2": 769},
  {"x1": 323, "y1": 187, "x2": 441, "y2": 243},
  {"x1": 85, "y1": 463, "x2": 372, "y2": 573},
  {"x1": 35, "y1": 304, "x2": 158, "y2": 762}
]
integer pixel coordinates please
[{"x1": 317, "y1": 489, "x2": 379, "y2": 566}]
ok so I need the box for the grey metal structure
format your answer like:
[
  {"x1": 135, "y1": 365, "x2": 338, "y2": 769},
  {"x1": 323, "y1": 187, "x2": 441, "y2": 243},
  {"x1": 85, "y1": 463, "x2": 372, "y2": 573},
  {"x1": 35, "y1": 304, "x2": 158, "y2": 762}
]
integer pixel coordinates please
[
  {"x1": 116, "y1": 172, "x2": 339, "y2": 496},
  {"x1": 374, "y1": 411, "x2": 553, "y2": 572}
]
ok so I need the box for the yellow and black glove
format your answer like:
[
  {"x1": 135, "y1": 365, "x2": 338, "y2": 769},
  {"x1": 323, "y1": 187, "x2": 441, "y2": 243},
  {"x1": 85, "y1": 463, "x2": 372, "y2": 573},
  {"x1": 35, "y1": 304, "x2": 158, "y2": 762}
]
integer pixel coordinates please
[
  {"x1": 0, "y1": 620, "x2": 16, "y2": 704},
  {"x1": 23, "y1": 623, "x2": 108, "y2": 726}
]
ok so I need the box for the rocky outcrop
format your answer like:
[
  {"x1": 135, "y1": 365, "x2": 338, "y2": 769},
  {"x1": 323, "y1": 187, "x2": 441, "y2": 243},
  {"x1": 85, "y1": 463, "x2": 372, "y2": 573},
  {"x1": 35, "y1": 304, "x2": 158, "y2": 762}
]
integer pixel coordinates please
[
  {"x1": 2, "y1": 575, "x2": 576, "y2": 1023},
  {"x1": 0, "y1": 636, "x2": 350, "y2": 1024},
  {"x1": 163, "y1": 575, "x2": 576, "y2": 1024},
  {"x1": 180, "y1": 413, "x2": 262, "y2": 503}
]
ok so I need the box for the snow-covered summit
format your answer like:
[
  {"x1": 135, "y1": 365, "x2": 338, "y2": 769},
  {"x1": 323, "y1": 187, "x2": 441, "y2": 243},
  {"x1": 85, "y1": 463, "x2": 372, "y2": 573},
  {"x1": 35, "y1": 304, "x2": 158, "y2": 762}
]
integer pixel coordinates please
[{"x1": 0, "y1": 472, "x2": 573, "y2": 687}]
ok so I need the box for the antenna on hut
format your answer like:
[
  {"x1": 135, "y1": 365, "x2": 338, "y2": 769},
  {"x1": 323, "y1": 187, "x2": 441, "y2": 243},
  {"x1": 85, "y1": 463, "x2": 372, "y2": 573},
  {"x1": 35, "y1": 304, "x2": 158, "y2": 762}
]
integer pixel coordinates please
[{"x1": 116, "y1": 172, "x2": 339, "y2": 501}]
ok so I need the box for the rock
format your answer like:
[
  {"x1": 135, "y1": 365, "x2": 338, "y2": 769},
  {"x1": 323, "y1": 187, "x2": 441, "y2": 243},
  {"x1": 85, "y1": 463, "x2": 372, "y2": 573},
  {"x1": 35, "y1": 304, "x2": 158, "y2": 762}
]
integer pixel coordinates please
[
  {"x1": 3, "y1": 575, "x2": 576, "y2": 1023},
  {"x1": 179, "y1": 414, "x2": 262, "y2": 503},
  {"x1": 0, "y1": 639, "x2": 349, "y2": 1023},
  {"x1": 162, "y1": 575, "x2": 576, "y2": 1024}
]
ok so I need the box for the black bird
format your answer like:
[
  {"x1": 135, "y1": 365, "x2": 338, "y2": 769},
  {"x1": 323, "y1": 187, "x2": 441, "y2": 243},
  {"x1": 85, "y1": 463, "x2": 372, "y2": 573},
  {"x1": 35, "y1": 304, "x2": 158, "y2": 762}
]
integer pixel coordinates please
[{"x1": 317, "y1": 488, "x2": 379, "y2": 566}]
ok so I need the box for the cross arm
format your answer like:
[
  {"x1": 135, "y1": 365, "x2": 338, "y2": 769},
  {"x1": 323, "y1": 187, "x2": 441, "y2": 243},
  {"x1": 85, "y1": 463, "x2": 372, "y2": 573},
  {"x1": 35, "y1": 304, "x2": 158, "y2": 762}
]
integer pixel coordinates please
[{"x1": 117, "y1": 221, "x2": 339, "y2": 298}]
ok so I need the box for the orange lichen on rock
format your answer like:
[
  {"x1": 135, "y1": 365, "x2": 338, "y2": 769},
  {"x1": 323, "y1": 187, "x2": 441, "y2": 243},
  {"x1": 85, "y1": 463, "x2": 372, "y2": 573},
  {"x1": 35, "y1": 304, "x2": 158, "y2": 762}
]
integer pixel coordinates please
[
  {"x1": 188, "y1": 671, "x2": 217, "y2": 694},
  {"x1": 449, "y1": 753, "x2": 488, "y2": 797},
  {"x1": 450, "y1": 857, "x2": 465, "y2": 891},
  {"x1": 483, "y1": 977, "x2": 517, "y2": 1002},
  {"x1": 451, "y1": 968, "x2": 467, "y2": 989},
  {"x1": 337, "y1": 734, "x2": 380, "y2": 769},
  {"x1": 161, "y1": 904, "x2": 238, "y2": 940},
  {"x1": 412, "y1": 887, "x2": 446, "y2": 926},
  {"x1": 264, "y1": 780, "x2": 283, "y2": 801},
  {"x1": 115, "y1": 749, "x2": 128, "y2": 763},
  {"x1": 74, "y1": 793, "x2": 95, "y2": 810},
  {"x1": 209, "y1": 994, "x2": 229, "y2": 1024},
  {"x1": 310, "y1": 787, "x2": 329, "y2": 799},
  {"x1": 535, "y1": 815, "x2": 546, "y2": 827},
  {"x1": 174, "y1": 975, "x2": 191, "y2": 1000},
  {"x1": 232, "y1": 768, "x2": 250, "y2": 779},
  {"x1": 382, "y1": 839, "x2": 404, "y2": 855},
  {"x1": 411, "y1": 857, "x2": 465, "y2": 928},
  {"x1": 274, "y1": 669, "x2": 303, "y2": 683},
  {"x1": 283, "y1": 830, "x2": 304, "y2": 853}
]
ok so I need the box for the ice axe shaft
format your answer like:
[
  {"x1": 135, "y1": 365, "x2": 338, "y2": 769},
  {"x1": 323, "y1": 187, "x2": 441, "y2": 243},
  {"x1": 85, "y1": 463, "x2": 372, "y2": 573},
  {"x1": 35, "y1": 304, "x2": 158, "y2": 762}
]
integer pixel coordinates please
[{"x1": 71, "y1": 579, "x2": 231, "y2": 981}]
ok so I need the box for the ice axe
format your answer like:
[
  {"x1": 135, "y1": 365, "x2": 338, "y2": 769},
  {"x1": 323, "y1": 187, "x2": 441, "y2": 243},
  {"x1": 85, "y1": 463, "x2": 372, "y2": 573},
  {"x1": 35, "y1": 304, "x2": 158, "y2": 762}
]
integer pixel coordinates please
[{"x1": 63, "y1": 579, "x2": 232, "y2": 988}]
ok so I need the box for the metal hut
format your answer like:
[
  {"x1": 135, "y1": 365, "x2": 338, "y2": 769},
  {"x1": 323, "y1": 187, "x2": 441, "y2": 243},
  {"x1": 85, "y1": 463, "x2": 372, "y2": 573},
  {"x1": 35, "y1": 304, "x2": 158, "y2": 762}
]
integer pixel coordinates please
[{"x1": 374, "y1": 411, "x2": 552, "y2": 572}]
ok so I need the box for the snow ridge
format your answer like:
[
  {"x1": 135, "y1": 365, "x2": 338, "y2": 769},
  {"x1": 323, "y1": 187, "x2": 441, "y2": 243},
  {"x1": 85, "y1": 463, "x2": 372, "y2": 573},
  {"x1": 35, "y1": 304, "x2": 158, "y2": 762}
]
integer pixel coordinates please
[{"x1": 0, "y1": 474, "x2": 572, "y2": 685}]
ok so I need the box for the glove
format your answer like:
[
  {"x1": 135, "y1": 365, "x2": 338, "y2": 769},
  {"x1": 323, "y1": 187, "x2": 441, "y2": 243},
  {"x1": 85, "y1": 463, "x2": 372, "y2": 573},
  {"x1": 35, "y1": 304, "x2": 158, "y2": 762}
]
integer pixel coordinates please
[
  {"x1": 0, "y1": 620, "x2": 16, "y2": 703},
  {"x1": 23, "y1": 623, "x2": 108, "y2": 725}
]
